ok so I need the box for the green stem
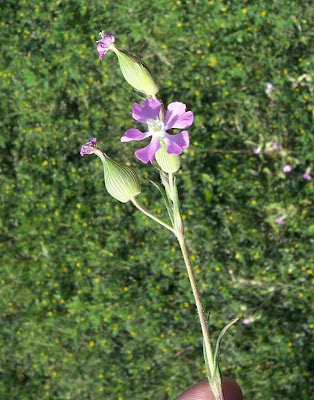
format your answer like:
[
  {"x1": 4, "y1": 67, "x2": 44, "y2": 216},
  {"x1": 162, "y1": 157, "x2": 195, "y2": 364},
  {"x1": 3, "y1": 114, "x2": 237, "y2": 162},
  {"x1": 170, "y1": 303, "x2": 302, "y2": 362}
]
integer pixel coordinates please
[
  {"x1": 176, "y1": 233, "x2": 215, "y2": 376},
  {"x1": 170, "y1": 174, "x2": 223, "y2": 400},
  {"x1": 131, "y1": 198, "x2": 175, "y2": 234}
]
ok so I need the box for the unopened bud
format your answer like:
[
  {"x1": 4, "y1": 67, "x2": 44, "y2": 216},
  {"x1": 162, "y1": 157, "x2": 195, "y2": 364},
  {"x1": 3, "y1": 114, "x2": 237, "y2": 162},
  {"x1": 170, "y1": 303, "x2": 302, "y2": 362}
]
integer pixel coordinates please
[
  {"x1": 101, "y1": 154, "x2": 141, "y2": 203},
  {"x1": 155, "y1": 141, "x2": 181, "y2": 173},
  {"x1": 112, "y1": 48, "x2": 159, "y2": 97}
]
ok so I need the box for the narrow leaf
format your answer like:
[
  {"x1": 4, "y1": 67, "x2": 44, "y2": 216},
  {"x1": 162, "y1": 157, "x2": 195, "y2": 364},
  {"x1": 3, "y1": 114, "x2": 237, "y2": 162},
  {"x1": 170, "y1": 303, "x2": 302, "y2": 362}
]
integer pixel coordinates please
[
  {"x1": 213, "y1": 317, "x2": 239, "y2": 376},
  {"x1": 150, "y1": 180, "x2": 174, "y2": 225}
]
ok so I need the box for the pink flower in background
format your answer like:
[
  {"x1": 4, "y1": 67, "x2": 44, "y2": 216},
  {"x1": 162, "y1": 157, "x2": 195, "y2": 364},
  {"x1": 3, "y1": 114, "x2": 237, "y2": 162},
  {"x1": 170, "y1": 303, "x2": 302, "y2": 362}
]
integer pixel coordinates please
[
  {"x1": 242, "y1": 319, "x2": 251, "y2": 325},
  {"x1": 96, "y1": 32, "x2": 115, "y2": 59},
  {"x1": 275, "y1": 217, "x2": 285, "y2": 226},
  {"x1": 80, "y1": 137, "x2": 98, "y2": 156},
  {"x1": 272, "y1": 141, "x2": 279, "y2": 151},
  {"x1": 253, "y1": 147, "x2": 261, "y2": 155},
  {"x1": 121, "y1": 99, "x2": 193, "y2": 163},
  {"x1": 265, "y1": 82, "x2": 274, "y2": 91},
  {"x1": 302, "y1": 173, "x2": 311, "y2": 180},
  {"x1": 282, "y1": 164, "x2": 293, "y2": 173}
]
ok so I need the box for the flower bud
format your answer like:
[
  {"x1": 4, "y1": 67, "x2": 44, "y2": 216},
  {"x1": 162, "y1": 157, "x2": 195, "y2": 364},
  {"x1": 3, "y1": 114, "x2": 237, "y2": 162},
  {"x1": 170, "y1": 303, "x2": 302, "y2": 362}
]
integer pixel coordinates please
[
  {"x1": 80, "y1": 138, "x2": 141, "y2": 203},
  {"x1": 101, "y1": 154, "x2": 141, "y2": 203},
  {"x1": 155, "y1": 141, "x2": 181, "y2": 173},
  {"x1": 112, "y1": 48, "x2": 159, "y2": 97}
]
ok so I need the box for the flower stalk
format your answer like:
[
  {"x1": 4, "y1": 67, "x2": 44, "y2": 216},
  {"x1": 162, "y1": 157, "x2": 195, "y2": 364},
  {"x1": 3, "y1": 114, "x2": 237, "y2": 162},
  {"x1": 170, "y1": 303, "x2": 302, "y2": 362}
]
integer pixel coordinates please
[
  {"x1": 131, "y1": 197, "x2": 175, "y2": 234},
  {"x1": 169, "y1": 174, "x2": 224, "y2": 400}
]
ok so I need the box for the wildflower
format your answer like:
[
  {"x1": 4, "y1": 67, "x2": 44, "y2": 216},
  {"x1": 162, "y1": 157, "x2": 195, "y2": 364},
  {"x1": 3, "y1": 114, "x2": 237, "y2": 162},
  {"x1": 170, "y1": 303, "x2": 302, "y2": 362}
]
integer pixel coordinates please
[
  {"x1": 242, "y1": 318, "x2": 251, "y2": 325},
  {"x1": 275, "y1": 217, "x2": 285, "y2": 225},
  {"x1": 265, "y1": 82, "x2": 274, "y2": 97},
  {"x1": 302, "y1": 173, "x2": 311, "y2": 180},
  {"x1": 253, "y1": 147, "x2": 261, "y2": 155},
  {"x1": 272, "y1": 141, "x2": 279, "y2": 151},
  {"x1": 96, "y1": 31, "x2": 159, "y2": 97},
  {"x1": 265, "y1": 82, "x2": 274, "y2": 91},
  {"x1": 96, "y1": 32, "x2": 116, "y2": 59},
  {"x1": 80, "y1": 138, "x2": 141, "y2": 203},
  {"x1": 80, "y1": 137, "x2": 98, "y2": 156},
  {"x1": 282, "y1": 164, "x2": 293, "y2": 173},
  {"x1": 121, "y1": 99, "x2": 193, "y2": 164}
]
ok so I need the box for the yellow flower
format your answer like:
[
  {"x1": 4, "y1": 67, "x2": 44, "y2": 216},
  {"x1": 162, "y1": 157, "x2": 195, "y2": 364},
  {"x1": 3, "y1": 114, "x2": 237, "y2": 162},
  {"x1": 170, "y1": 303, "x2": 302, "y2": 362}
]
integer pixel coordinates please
[{"x1": 208, "y1": 57, "x2": 217, "y2": 67}]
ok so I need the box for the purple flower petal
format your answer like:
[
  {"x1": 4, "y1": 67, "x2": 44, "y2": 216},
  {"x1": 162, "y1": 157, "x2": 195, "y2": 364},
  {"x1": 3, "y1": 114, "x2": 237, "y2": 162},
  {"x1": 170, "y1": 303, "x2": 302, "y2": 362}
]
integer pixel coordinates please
[
  {"x1": 242, "y1": 318, "x2": 251, "y2": 325},
  {"x1": 96, "y1": 32, "x2": 115, "y2": 60},
  {"x1": 164, "y1": 102, "x2": 194, "y2": 130},
  {"x1": 253, "y1": 148, "x2": 261, "y2": 154},
  {"x1": 164, "y1": 131, "x2": 189, "y2": 155},
  {"x1": 272, "y1": 141, "x2": 279, "y2": 151},
  {"x1": 132, "y1": 99, "x2": 162, "y2": 123},
  {"x1": 134, "y1": 137, "x2": 161, "y2": 164},
  {"x1": 282, "y1": 164, "x2": 293, "y2": 173},
  {"x1": 302, "y1": 173, "x2": 311, "y2": 180},
  {"x1": 80, "y1": 137, "x2": 98, "y2": 156},
  {"x1": 121, "y1": 128, "x2": 151, "y2": 142},
  {"x1": 275, "y1": 217, "x2": 285, "y2": 225},
  {"x1": 265, "y1": 82, "x2": 274, "y2": 91}
]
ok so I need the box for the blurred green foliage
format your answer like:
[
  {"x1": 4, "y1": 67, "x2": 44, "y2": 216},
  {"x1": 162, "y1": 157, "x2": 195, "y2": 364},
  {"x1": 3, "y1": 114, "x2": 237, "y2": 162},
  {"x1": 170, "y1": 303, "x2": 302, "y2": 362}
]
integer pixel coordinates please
[{"x1": 0, "y1": 0, "x2": 313, "y2": 399}]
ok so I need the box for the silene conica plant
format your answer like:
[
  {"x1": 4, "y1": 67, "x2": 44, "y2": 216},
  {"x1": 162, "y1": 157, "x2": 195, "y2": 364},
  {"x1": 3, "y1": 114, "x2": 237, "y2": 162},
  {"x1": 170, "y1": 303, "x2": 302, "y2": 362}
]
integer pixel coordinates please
[{"x1": 80, "y1": 32, "x2": 238, "y2": 400}]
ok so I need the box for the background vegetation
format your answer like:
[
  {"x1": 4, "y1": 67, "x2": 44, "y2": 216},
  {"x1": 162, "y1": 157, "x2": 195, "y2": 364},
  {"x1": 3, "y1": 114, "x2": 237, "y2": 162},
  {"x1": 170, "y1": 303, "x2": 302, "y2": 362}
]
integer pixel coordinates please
[{"x1": 1, "y1": 0, "x2": 313, "y2": 399}]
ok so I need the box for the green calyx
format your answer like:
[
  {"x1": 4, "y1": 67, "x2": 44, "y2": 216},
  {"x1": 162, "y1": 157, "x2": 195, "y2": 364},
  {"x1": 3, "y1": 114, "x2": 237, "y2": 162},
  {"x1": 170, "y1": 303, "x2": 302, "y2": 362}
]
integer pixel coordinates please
[
  {"x1": 95, "y1": 150, "x2": 141, "y2": 203},
  {"x1": 155, "y1": 141, "x2": 181, "y2": 174},
  {"x1": 113, "y1": 47, "x2": 159, "y2": 97}
]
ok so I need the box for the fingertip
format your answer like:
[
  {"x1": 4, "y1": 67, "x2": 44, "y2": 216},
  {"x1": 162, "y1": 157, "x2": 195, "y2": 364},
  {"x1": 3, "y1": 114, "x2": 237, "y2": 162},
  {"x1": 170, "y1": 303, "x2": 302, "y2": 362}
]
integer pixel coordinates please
[{"x1": 175, "y1": 377, "x2": 243, "y2": 400}]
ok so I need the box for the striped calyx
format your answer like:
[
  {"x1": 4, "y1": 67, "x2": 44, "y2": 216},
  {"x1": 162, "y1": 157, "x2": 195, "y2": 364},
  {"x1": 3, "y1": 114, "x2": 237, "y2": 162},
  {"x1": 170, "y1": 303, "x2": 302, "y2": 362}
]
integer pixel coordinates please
[
  {"x1": 155, "y1": 141, "x2": 181, "y2": 173},
  {"x1": 95, "y1": 150, "x2": 141, "y2": 203},
  {"x1": 112, "y1": 48, "x2": 159, "y2": 97}
]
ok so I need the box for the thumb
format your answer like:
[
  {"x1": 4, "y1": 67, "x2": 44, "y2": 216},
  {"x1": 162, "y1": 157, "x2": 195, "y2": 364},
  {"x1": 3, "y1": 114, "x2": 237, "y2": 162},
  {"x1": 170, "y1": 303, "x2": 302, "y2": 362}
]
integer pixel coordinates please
[{"x1": 175, "y1": 377, "x2": 243, "y2": 400}]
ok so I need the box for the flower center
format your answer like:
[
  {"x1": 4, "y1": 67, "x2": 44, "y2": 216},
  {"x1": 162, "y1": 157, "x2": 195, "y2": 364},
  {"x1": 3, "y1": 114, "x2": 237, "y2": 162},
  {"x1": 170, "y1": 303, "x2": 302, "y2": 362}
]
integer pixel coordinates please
[{"x1": 147, "y1": 119, "x2": 166, "y2": 138}]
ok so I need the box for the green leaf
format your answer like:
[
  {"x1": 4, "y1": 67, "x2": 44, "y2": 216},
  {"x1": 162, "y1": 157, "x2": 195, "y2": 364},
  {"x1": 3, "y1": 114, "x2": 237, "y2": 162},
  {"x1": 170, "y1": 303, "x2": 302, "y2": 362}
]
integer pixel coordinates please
[
  {"x1": 150, "y1": 180, "x2": 174, "y2": 226},
  {"x1": 213, "y1": 317, "x2": 239, "y2": 376}
]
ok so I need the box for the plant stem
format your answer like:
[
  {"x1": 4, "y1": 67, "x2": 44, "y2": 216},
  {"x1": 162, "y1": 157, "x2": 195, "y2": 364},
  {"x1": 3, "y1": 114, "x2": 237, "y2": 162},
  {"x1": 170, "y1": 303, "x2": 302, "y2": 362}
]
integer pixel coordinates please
[
  {"x1": 131, "y1": 198, "x2": 175, "y2": 234},
  {"x1": 170, "y1": 173, "x2": 223, "y2": 400},
  {"x1": 176, "y1": 233, "x2": 215, "y2": 376}
]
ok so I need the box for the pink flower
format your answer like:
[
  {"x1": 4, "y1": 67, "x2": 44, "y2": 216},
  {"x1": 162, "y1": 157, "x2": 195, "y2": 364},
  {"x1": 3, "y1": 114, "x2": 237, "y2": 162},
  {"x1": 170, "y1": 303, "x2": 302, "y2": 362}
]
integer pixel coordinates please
[
  {"x1": 80, "y1": 137, "x2": 98, "y2": 156},
  {"x1": 96, "y1": 32, "x2": 115, "y2": 60},
  {"x1": 275, "y1": 217, "x2": 285, "y2": 225},
  {"x1": 272, "y1": 141, "x2": 279, "y2": 151},
  {"x1": 302, "y1": 173, "x2": 311, "y2": 180},
  {"x1": 265, "y1": 82, "x2": 274, "y2": 91},
  {"x1": 121, "y1": 99, "x2": 193, "y2": 163},
  {"x1": 253, "y1": 147, "x2": 261, "y2": 155},
  {"x1": 282, "y1": 164, "x2": 293, "y2": 173},
  {"x1": 242, "y1": 319, "x2": 251, "y2": 325}
]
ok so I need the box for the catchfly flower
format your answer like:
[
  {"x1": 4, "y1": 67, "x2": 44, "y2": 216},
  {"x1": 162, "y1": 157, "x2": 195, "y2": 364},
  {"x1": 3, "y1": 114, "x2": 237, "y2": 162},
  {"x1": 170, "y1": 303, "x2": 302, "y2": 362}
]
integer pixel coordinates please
[
  {"x1": 302, "y1": 173, "x2": 311, "y2": 180},
  {"x1": 282, "y1": 164, "x2": 293, "y2": 174},
  {"x1": 80, "y1": 137, "x2": 98, "y2": 156},
  {"x1": 96, "y1": 32, "x2": 115, "y2": 59},
  {"x1": 275, "y1": 216, "x2": 285, "y2": 225},
  {"x1": 96, "y1": 31, "x2": 159, "y2": 96},
  {"x1": 121, "y1": 99, "x2": 193, "y2": 163}
]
